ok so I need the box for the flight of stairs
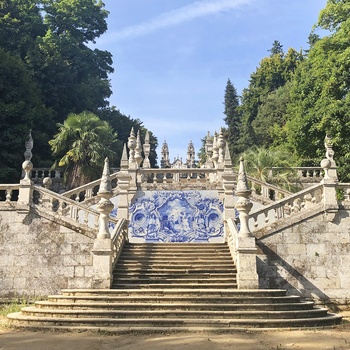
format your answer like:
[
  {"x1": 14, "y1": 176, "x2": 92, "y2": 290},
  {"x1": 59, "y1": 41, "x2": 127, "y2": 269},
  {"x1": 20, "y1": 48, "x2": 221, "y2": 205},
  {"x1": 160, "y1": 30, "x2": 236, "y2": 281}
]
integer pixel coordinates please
[{"x1": 7, "y1": 243, "x2": 342, "y2": 332}]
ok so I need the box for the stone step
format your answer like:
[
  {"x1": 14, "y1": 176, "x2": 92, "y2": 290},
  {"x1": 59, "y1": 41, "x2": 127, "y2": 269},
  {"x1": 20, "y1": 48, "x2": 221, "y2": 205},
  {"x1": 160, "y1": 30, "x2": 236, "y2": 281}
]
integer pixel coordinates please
[
  {"x1": 112, "y1": 283, "x2": 239, "y2": 289},
  {"x1": 35, "y1": 300, "x2": 316, "y2": 311},
  {"x1": 8, "y1": 313, "x2": 342, "y2": 330},
  {"x1": 113, "y1": 265, "x2": 237, "y2": 275},
  {"x1": 118, "y1": 256, "x2": 233, "y2": 262},
  {"x1": 113, "y1": 273, "x2": 237, "y2": 279},
  {"x1": 19, "y1": 306, "x2": 329, "y2": 319},
  {"x1": 112, "y1": 278, "x2": 237, "y2": 284},
  {"x1": 47, "y1": 294, "x2": 303, "y2": 305},
  {"x1": 59, "y1": 288, "x2": 291, "y2": 298}
]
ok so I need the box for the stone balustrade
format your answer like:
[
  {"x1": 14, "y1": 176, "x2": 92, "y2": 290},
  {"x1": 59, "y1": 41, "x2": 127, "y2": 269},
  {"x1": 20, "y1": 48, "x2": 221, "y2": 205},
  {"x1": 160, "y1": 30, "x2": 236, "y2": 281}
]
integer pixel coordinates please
[
  {"x1": 31, "y1": 168, "x2": 63, "y2": 180},
  {"x1": 111, "y1": 218, "x2": 128, "y2": 269},
  {"x1": 62, "y1": 172, "x2": 119, "y2": 204},
  {"x1": 137, "y1": 168, "x2": 218, "y2": 189},
  {"x1": 269, "y1": 167, "x2": 324, "y2": 181},
  {"x1": 246, "y1": 175, "x2": 292, "y2": 203},
  {"x1": 0, "y1": 184, "x2": 20, "y2": 203},
  {"x1": 33, "y1": 185, "x2": 118, "y2": 236},
  {"x1": 249, "y1": 183, "x2": 324, "y2": 233},
  {"x1": 335, "y1": 183, "x2": 350, "y2": 202}
]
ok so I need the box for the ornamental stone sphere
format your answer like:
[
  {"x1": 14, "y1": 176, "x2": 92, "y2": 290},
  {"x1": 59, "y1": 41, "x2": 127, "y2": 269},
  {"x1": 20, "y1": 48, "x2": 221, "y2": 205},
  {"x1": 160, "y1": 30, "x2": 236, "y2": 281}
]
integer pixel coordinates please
[{"x1": 320, "y1": 158, "x2": 331, "y2": 170}]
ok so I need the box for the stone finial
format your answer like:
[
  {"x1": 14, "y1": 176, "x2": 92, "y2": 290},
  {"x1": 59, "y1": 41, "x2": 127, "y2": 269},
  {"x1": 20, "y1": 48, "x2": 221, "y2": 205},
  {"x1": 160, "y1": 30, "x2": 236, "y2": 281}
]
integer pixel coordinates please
[
  {"x1": 22, "y1": 131, "x2": 34, "y2": 181},
  {"x1": 217, "y1": 129, "x2": 226, "y2": 165},
  {"x1": 224, "y1": 144, "x2": 233, "y2": 170},
  {"x1": 235, "y1": 157, "x2": 253, "y2": 238},
  {"x1": 135, "y1": 130, "x2": 143, "y2": 168},
  {"x1": 143, "y1": 130, "x2": 151, "y2": 169},
  {"x1": 120, "y1": 143, "x2": 128, "y2": 170},
  {"x1": 98, "y1": 158, "x2": 112, "y2": 195},
  {"x1": 236, "y1": 157, "x2": 251, "y2": 195},
  {"x1": 96, "y1": 158, "x2": 114, "y2": 239},
  {"x1": 211, "y1": 133, "x2": 219, "y2": 168},
  {"x1": 321, "y1": 134, "x2": 338, "y2": 182},
  {"x1": 127, "y1": 127, "x2": 137, "y2": 168}
]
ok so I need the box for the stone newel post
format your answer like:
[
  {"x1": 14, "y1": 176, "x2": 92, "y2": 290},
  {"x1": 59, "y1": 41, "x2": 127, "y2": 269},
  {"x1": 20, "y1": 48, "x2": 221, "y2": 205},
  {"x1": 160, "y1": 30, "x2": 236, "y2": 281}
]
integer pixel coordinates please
[
  {"x1": 321, "y1": 135, "x2": 339, "y2": 221},
  {"x1": 18, "y1": 131, "x2": 34, "y2": 212},
  {"x1": 235, "y1": 157, "x2": 259, "y2": 289},
  {"x1": 143, "y1": 130, "x2": 151, "y2": 169},
  {"x1": 92, "y1": 158, "x2": 114, "y2": 288}
]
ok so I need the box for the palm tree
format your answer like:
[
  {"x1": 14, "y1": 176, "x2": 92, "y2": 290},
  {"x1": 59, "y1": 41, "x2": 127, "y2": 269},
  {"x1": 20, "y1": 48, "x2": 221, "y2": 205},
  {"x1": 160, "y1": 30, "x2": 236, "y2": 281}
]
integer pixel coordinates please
[
  {"x1": 49, "y1": 111, "x2": 117, "y2": 189},
  {"x1": 241, "y1": 147, "x2": 300, "y2": 191}
]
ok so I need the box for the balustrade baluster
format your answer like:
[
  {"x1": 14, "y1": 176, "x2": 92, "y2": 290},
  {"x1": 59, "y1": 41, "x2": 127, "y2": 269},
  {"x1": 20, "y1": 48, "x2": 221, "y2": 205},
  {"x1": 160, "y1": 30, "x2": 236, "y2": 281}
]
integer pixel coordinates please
[
  {"x1": 264, "y1": 212, "x2": 269, "y2": 224},
  {"x1": 5, "y1": 189, "x2": 12, "y2": 202},
  {"x1": 83, "y1": 211, "x2": 89, "y2": 226}
]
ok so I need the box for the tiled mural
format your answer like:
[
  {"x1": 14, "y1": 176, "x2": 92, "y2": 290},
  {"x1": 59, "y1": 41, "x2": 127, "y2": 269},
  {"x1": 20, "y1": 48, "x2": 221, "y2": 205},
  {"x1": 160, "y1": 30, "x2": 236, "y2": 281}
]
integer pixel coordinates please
[{"x1": 129, "y1": 191, "x2": 224, "y2": 243}]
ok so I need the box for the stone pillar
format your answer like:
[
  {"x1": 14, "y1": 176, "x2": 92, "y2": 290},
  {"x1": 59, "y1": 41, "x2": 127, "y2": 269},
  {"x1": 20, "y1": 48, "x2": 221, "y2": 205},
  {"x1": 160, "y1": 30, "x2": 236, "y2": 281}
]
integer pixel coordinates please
[
  {"x1": 211, "y1": 133, "x2": 219, "y2": 169},
  {"x1": 235, "y1": 157, "x2": 259, "y2": 289},
  {"x1": 143, "y1": 130, "x2": 151, "y2": 169},
  {"x1": 135, "y1": 130, "x2": 143, "y2": 168},
  {"x1": 127, "y1": 127, "x2": 137, "y2": 169},
  {"x1": 116, "y1": 144, "x2": 131, "y2": 220},
  {"x1": 92, "y1": 158, "x2": 114, "y2": 289},
  {"x1": 221, "y1": 145, "x2": 235, "y2": 243},
  {"x1": 18, "y1": 132, "x2": 34, "y2": 212},
  {"x1": 204, "y1": 131, "x2": 213, "y2": 168},
  {"x1": 217, "y1": 129, "x2": 226, "y2": 166},
  {"x1": 321, "y1": 135, "x2": 338, "y2": 221}
]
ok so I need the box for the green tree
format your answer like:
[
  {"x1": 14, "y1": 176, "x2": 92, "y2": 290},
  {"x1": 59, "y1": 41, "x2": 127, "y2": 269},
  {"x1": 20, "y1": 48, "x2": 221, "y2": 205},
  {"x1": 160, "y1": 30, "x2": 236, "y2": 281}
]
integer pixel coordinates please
[
  {"x1": 268, "y1": 40, "x2": 284, "y2": 57},
  {"x1": 285, "y1": 0, "x2": 350, "y2": 180},
  {"x1": 49, "y1": 111, "x2": 117, "y2": 189},
  {"x1": 98, "y1": 107, "x2": 158, "y2": 167},
  {"x1": 252, "y1": 83, "x2": 291, "y2": 147},
  {"x1": 238, "y1": 47, "x2": 303, "y2": 150},
  {"x1": 241, "y1": 147, "x2": 299, "y2": 191},
  {"x1": 0, "y1": 49, "x2": 52, "y2": 183},
  {"x1": 223, "y1": 79, "x2": 241, "y2": 159}
]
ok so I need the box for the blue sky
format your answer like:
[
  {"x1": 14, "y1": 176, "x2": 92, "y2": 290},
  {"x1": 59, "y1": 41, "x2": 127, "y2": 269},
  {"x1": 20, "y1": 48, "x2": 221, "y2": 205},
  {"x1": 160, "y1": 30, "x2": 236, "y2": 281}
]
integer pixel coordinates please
[{"x1": 95, "y1": 0, "x2": 328, "y2": 163}]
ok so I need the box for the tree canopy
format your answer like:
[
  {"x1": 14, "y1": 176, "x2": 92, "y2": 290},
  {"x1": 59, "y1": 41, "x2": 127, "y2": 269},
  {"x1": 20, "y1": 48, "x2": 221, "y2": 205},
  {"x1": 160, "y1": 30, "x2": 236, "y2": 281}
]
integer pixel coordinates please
[{"x1": 0, "y1": 0, "x2": 158, "y2": 183}]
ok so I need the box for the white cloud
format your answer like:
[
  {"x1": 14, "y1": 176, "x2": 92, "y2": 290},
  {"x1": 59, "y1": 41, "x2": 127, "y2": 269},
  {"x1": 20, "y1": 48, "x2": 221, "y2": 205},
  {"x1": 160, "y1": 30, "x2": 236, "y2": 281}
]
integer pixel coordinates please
[{"x1": 109, "y1": 0, "x2": 255, "y2": 42}]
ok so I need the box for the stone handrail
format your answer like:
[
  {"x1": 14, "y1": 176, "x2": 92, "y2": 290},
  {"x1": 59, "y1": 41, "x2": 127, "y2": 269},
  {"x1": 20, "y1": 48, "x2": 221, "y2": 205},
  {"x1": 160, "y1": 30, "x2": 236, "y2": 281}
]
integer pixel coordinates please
[
  {"x1": 226, "y1": 217, "x2": 239, "y2": 263},
  {"x1": 111, "y1": 218, "x2": 128, "y2": 269},
  {"x1": 270, "y1": 167, "x2": 324, "y2": 181},
  {"x1": 33, "y1": 185, "x2": 118, "y2": 237},
  {"x1": 31, "y1": 168, "x2": 63, "y2": 180},
  {"x1": 249, "y1": 183, "x2": 324, "y2": 233},
  {"x1": 0, "y1": 184, "x2": 20, "y2": 203},
  {"x1": 245, "y1": 175, "x2": 292, "y2": 203},
  {"x1": 335, "y1": 183, "x2": 350, "y2": 202},
  {"x1": 62, "y1": 172, "x2": 119, "y2": 205}
]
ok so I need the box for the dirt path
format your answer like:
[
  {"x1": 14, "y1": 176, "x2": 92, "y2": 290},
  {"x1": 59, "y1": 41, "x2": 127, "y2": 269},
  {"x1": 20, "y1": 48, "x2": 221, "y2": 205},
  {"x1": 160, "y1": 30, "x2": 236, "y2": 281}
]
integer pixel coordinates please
[{"x1": 1, "y1": 313, "x2": 349, "y2": 350}]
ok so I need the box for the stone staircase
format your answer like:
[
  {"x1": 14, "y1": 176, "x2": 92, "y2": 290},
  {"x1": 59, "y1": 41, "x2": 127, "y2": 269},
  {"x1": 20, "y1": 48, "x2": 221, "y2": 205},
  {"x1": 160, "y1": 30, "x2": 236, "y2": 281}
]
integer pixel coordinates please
[{"x1": 7, "y1": 243, "x2": 342, "y2": 332}]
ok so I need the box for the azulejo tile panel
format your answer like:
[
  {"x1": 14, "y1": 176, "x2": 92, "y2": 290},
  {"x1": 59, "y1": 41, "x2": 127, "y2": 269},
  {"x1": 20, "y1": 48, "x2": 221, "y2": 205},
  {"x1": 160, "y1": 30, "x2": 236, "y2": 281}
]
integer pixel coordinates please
[{"x1": 129, "y1": 191, "x2": 224, "y2": 243}]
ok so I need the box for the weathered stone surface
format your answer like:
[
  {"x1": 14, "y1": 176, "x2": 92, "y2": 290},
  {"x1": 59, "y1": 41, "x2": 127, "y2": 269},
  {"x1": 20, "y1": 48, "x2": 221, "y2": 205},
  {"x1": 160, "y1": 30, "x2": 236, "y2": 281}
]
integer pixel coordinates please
[
  {"x1": 0, "y1": 210, "x2": 94, "y2": 297},
  {"x1": 257, "y1": 210, "x2": 350, "y2": 305}
]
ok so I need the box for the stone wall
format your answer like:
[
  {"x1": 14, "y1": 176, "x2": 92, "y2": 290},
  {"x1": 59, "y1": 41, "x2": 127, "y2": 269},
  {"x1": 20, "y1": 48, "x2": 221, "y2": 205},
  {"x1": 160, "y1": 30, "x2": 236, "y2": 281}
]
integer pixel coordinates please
[
  {"x1": 0, "y1": 208, "x2": 94, "y2": 298},
  {"x1": 256, "y1": 209, "x2": 350, "y2": 308}
]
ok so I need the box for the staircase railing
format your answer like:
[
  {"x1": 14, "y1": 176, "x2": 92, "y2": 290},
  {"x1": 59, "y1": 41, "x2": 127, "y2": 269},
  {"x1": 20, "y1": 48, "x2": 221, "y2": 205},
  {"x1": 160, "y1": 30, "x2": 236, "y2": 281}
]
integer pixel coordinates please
[
  {"x1": 246, "y1": 175, "x2": 292, "y2": 203},
  {"x1": 0, "y1": 184, "x2": 20, "y2": 204},
  {"x1": 62, "y1": 172, "x2": 119, "y2": 205},
  {"x1": 226, "y1": 217, "x2": 239, "y2": 262},
  {"x1": 249, "y1": 183, "x2": 324, "y2": 233},
  {"x1": 32, "y1": 185, "x2": 119, "y2": 238},
  {"x1": 111, "y1": 218, "x2": 128, "y2": 270}
]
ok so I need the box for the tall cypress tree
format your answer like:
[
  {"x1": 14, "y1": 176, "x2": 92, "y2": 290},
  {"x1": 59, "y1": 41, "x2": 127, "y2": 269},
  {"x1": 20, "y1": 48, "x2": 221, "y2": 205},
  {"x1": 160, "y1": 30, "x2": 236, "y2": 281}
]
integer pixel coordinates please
[{"x1": 223, "y1": 79, "x2": 241, "y2": 159}]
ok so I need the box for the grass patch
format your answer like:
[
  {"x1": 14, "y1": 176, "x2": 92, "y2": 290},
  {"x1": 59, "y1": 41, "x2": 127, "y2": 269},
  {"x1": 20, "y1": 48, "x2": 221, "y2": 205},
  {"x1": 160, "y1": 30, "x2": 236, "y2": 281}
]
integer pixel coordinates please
[{"x1": 0, "y1": 299, "x2": 28, "y2": 317}]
